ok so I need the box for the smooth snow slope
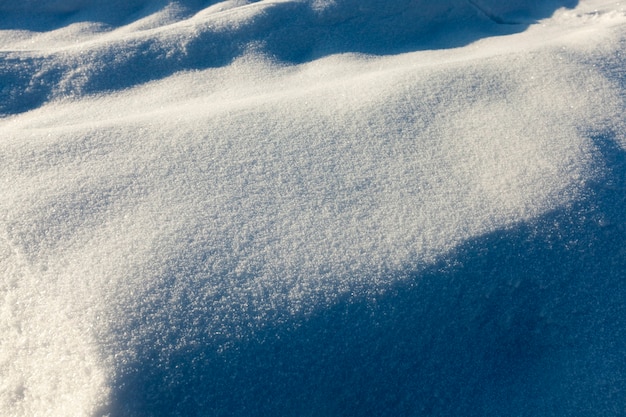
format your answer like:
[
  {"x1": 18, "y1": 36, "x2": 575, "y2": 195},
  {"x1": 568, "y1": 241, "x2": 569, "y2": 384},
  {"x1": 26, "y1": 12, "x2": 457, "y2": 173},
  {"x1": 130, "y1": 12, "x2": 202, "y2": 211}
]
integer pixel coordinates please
[{"x1": 1, "y1": 1, "x2": 625, "y2": 416}]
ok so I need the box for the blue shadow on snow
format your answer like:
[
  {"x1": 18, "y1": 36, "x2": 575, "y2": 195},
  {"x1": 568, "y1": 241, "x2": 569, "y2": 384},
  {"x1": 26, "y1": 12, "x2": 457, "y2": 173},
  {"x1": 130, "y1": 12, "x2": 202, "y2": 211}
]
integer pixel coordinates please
[
  {"x1": 106, "y1": 129, "x2": 625, "y2": 416},
  {"x1": 0, "y1": 0, "x2": 577, "y2": 116}
]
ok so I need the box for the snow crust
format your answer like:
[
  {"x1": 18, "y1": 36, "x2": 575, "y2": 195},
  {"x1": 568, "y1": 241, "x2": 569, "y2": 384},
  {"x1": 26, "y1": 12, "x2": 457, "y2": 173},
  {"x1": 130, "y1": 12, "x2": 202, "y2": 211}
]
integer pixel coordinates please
[{"x1": 1, "y1": 1, "x2": 625, "y2": 416}]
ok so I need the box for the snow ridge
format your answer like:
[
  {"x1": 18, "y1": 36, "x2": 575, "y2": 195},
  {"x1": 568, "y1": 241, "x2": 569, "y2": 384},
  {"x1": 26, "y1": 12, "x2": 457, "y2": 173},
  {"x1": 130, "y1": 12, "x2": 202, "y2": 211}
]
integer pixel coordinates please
[{"x1": 1, "y1": 1, "x2": 625, "y2": 416}]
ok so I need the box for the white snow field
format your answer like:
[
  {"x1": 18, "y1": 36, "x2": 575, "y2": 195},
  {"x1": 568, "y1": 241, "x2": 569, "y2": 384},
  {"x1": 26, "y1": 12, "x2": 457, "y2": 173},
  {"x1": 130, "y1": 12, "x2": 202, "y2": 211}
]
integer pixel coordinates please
[{"x1": 1, "y1": 0, "x2": 625, "y2": 416}]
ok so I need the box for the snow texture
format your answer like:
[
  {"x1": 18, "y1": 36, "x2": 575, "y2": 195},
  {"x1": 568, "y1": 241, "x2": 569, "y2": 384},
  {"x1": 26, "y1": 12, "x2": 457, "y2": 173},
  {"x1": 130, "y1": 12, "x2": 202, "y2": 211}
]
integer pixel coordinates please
[{"x1": 1, "y1": 0, "x2": 625, "y2": 416}]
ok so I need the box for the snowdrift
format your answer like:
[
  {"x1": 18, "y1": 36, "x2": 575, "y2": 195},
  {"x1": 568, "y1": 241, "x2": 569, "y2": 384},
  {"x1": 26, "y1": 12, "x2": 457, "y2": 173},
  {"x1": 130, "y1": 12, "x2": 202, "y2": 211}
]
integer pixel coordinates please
[
  {"x1": 0, "y1": 0, "x2": 580, "y2": 115},
  {"x1": 1, "y1": 1, "x2": 625, "y2": 416}
]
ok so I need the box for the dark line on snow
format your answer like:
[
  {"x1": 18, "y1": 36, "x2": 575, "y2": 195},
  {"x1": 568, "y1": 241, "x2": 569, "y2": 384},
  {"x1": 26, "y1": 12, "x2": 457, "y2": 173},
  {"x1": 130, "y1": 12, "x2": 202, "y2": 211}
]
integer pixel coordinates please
[{"x1": 466, "y1": 0, "x2": 526, "y2": 25}]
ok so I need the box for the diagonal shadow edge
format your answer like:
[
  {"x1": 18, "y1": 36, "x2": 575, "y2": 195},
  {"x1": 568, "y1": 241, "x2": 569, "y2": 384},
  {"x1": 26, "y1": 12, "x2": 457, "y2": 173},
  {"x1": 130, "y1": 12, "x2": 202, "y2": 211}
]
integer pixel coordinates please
[{"x1": 105, "y1": 130, "x2": 625, "y2": 416}]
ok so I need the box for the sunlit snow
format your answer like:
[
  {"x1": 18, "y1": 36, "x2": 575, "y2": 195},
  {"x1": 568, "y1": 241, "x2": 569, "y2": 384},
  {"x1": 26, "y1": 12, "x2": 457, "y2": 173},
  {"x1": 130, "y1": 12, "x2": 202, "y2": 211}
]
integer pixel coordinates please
[{"x1": 1, "y1": 1, "x2": 625, "y2": 416}]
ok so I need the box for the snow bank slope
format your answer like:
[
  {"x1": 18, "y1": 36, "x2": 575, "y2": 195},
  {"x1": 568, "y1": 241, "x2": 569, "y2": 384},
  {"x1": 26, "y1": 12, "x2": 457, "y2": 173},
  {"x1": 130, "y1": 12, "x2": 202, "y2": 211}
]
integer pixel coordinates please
[
  {"x1": 1, "y1": 1, "x2": 625, "y2": 416},
  {"x1": 0, "y1": 0, "x2": 578, "y2": 115}
]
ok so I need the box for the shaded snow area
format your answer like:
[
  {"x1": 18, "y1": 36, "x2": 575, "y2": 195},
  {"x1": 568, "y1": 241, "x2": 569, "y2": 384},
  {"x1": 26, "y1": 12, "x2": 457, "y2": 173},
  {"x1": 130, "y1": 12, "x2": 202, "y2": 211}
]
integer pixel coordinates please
[{"x1": 1, "y1": 0, "x2": 626, "y2": 416}]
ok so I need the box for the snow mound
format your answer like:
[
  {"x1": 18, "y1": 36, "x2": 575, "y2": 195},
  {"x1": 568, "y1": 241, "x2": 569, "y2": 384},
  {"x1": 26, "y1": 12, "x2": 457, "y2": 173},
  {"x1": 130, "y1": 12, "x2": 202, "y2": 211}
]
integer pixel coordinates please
[
  {"x1": 1, "y1": 0, "x2": 625, "y2": 416},
  {"x1": 0, "y1": 0, "x2": 580, "y2": 115}
]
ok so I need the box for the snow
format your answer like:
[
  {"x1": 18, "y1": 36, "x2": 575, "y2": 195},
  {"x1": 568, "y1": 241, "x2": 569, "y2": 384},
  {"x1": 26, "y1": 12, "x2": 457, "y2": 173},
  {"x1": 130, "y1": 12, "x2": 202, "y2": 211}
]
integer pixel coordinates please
[{"x1": 1, "y1": 1, "x2": 625, "y2": 416}]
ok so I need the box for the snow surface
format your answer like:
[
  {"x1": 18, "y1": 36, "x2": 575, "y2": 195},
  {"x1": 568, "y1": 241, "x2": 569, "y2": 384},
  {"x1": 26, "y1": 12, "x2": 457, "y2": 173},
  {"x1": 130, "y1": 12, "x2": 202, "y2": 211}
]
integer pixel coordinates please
[{"x1": 1, "y1": 0, "x2": 625, "y2": 416}]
